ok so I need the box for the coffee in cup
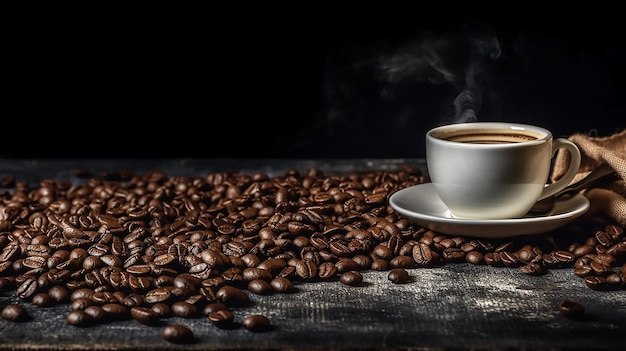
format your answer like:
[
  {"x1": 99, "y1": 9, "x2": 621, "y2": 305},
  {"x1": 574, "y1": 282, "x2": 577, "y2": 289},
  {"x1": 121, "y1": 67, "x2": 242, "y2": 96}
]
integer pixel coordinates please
[{"x1": 425, "y1": 122, "x2": 581, "y2": 219}]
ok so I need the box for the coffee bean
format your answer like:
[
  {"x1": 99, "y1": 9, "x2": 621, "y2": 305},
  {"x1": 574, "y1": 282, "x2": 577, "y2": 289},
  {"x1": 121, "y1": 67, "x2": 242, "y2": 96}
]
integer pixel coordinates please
[
  {"x1": 607, "y1": 242, "x2": 626, "y2": 256},
  {"x1": 465, "y1": 251, "x2": 483, "y2": 265},
  {"x1": 499, "y1": 251, "x2": 520, "y2": 267},
  {"x1": 370, "y1": 259, "x2": 390, "y2": 271},
  {"x1": 519, "y1": 262, "x2": 544, "y2": 276},
  {"x1": 70, "y1": 288, "x2": 95, "y2": 301},
  {"x1": 48, "y1": 284, "x2": 70, "y2": 303},
  {"x1": 559, "y1": 300, "x2": 586, "y2": 319},
  {"x1": 604, "y1": 224, "x2": 624, "y2": 237},
  {"x1": 145, "y1": 288, "x2": 172, "y2": 304},
  {"x1": 248, "y1": 279, "x2": 273, "y2": 295},
  {"x1": 221, "y1": 267, "x2": 245, "y2": 287},
  {"x1": 515, "y1": 245, "x2": 535, "y2": 263},
  {"x1": 295, "y1": 259, "x2": 318, "y2": 280},
  {"x1": 150, "y1": 303, "x2": 172, "y2": 318},
  {"x1": 317, "y1": 262, "x2": 338, "y2": 280},
  {"x1": 329, "y1": 241, "x2": 351, "y2": 257},
  {"x1": 16, "y1": 277, "x2": 39, "y2": 299},
  {"x1": 574, "y1": 265, "x2": 593, "y2": 277},
  {"x1": 270, "y1": 277, "x2": 295, "y2": 293},
  {"x1": 32, "y1": 292, "x2": 54, "y2": 307},
  {"x1": 242, "y1": 314, "x2": 271, "y2": 332},
  {"x1": 162, "y1": 324, "x2": 195, "y2": 344},
  {"x1": 573, "y1": 245, "x2": 595, "y2": 258},
  {"x1": 372, "y1": 243, "x2": 393, "y2": 261},
  {"x1": 203, "y1": 302, "x2": 229, "y2": 316},
  {"x1": 593, "y1": 253, "x2": 617, "y2": 267},
  {"x1": 92, "y1": 292, "x2": 116, "y2": 305},
  {"x1": 551, "y1": 250, "x2": 576, "y2": 264},
  {"x1": 584, "y1": 276, "x2": 609, "y2": 290},
  {"x1": 130, "y1": 306, "x2": 159, "y2": 325},
  {"x1": 340, "y1": 271, "x2": 363, "y2": 286},
  {"x1": 460, "y1": 240, "x2": 478, "y2": 252},
  {"x1": 71, "y1": 297, "x2": 96, "y2": 311},
  {"x1": 256, "y1": 258, "x2": 287, "y2": 274},
  {"x1": 171, "y1": 301, "x2": 199, "y2": 318},
  {"x1": 442, "y1": 248, "x2": 466, "y2": 263},
  {"x1": 216, "y1": 285, "x2": 251, "y2": 306},
  {"x1": 595, "y1": 231, "x2": 613, "y2": 247},
  {"x1": 335, "y1": 257, "x2": 359, "y2": 273},
  {"x1": 590, "y1": 261, "x2": 612, "y2": 276},
  {"x1": 389, "y1": 255, "x2": 415, "y2": 268},
  {"x1": 66, "y1": 310, "x2": 93, "y2": 327},
  {"x1": 83, "y1": 306, "x2": 106, "y2": 322},
  {"x1": 484, "y1": 252, "x2": 501, "y2": 266},
  {"x1": 242, "y1": 267, "x2": 273, "y2": 282},
  {"x1": 606, "y1": 272, "x2": 624, "y2": 286},
  {"x1": 1, "y1": 303, "x2": 28, "y2": 322},
  {"x1": 208, "y1": 309, "x2": 235, "y2": 328},
  {"x1": 352, "y1": 254, "x2": 372, "y2": 269},
  {"x1": 387, "y1": 268, "x2": 410, "y2": 284}
]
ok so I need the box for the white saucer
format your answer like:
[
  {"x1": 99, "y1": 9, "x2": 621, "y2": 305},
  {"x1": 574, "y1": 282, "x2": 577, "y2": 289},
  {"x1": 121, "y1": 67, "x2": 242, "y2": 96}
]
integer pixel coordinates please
[{"x1": 389, "y1": 183, "x2": 590, "y2": 238}]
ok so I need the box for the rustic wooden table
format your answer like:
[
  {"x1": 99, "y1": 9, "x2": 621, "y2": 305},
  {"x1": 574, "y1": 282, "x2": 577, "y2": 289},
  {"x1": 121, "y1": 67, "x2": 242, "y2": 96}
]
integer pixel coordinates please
[{"x1": 0, "y1": 159, "x2": 624, "y2": 351}]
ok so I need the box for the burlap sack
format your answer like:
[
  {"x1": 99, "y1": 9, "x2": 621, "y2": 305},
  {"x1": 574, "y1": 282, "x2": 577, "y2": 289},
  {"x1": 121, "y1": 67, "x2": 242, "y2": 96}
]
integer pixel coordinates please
[{"x1": 551, "y1": 129, "x2": 626, "y2": 226}]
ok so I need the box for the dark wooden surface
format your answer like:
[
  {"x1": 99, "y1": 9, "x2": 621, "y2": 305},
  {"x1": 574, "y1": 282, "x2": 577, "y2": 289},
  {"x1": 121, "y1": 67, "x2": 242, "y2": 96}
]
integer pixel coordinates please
[{"x1": 1, "y1": 159, "x2": 625, "y2": 351}]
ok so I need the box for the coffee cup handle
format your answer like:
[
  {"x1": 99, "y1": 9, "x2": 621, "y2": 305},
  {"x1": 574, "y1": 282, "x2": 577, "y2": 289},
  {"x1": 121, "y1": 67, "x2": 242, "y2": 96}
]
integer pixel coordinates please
[{"x1": 537, "y1": 138, "x2": 582, "y2": 201}]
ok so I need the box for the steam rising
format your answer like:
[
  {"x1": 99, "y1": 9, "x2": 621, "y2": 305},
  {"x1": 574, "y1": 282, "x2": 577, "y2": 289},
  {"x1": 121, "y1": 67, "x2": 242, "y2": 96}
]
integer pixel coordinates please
[
  {"x1": 284, "y1": 21, "x2": 504, "y2": 156},
  {"x1": 375, "y1": 23, "x2": 501, "y2": 124}
]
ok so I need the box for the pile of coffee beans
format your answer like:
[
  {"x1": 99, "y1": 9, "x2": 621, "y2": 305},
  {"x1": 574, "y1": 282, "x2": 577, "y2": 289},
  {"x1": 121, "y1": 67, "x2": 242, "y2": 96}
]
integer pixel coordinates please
[{"x1": 0, "y1": 165, "x2": 624, "y2": 341}]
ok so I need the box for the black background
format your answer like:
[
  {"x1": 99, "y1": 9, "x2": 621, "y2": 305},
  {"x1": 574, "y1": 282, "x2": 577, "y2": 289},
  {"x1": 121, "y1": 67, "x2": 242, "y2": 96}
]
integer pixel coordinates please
[{"x1": 4, "y1": 6, "x2": 624, "y2": 159}]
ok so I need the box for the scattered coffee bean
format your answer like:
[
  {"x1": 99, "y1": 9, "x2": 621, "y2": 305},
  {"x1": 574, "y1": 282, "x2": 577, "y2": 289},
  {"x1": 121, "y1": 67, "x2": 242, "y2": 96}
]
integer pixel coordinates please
[
  {"x1": 1, "y1": 303, "x2": 28, "y2": 322},
  {"x1": 242, "y1": 314, "x2": 271, "y2": 332},
  {"x1": 162, "y1": 324, "x2": 195, "y2": 344},
  {"x1": 387, "y1": 268, "x2": 410, "y2": 284}
]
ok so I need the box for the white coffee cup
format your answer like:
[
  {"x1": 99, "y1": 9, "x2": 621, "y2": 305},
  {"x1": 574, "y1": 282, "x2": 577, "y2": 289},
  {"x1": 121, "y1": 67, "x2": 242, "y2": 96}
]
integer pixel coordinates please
[{"x1": 425, "y1": 122, "x2": 581, "y2": 219}]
